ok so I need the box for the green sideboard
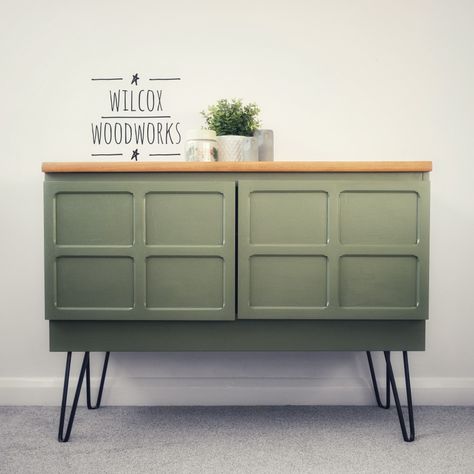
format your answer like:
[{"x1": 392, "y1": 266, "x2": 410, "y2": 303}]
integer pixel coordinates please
[{"x1": 42, "y1": 160, "x2": 431, "y2": 442}]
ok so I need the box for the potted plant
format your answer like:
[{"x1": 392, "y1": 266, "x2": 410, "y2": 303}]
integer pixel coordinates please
[{"x1": 201, "y1": 99, "x2": 261, "y2": 162}]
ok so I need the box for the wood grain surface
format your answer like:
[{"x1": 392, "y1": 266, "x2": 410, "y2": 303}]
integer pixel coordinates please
[{"x1": 42, "y1": 161, "x2": 433, "y2": 173}]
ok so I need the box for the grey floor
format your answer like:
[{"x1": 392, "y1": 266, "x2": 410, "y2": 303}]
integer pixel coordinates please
[{"x1": 1, "y1": 406, "x2": 473, "y2": 474}]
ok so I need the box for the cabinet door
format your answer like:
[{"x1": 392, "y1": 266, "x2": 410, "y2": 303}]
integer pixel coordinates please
[
  {"x1": 44, "y1": 180, "x2": 235, "y2": 320},
  {"x1": 238, "y1": 180, "x2": 429, "y2": 320}
]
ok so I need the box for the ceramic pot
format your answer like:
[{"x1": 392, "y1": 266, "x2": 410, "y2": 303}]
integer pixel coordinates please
[{"x1": 216, "y1": 135, "x2": 258, "y2": 162}]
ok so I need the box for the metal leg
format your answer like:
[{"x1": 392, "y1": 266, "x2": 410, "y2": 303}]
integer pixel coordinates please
[
  {"x1": 366, "y1": 351, "x2": 391, "y2": 409},
  {"x1": 58, "y1": 352, "x2": 111, "y2": 442},
  {"x1": 384, "y1": 351, "x2": 415, "y2": 442},
  {"x1": 86, "y1": 352, "x2": 110, "y2": 410},
  {"x1": 58, "y1": 352, "x2": 88, "y2": 442}
]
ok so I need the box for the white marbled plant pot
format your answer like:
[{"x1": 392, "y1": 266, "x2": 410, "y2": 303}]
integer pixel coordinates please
[{"x1": 216, "y1": 135, "x2": 258, "y2": 162}]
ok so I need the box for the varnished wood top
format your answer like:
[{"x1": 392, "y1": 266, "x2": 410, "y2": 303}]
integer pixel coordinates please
[{"x1": 42, "y1": 161, "x2": 432, "y2": 173}]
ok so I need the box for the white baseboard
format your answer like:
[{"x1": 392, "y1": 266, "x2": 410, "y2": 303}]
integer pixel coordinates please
[{"x1": 1, "y1": 376, "x2": 473, "y2": 406}]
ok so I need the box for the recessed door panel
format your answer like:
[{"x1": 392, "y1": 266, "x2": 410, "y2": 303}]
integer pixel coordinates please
[
  {"x1": 339, "y1": 256, "x2": 418, "y2": 307},
  {"x1": 56, "y1": 192, "x2": 134, "y2": 246},
  {"x1": 56, "y1": 257, "x2": 134, "y2": 308},
  {"x1": 250, "y1": 191, "x2": 327, "y2": 244},
  {"x1": 146, "y1": 193, "x2": 223, "y2": 245},
  {"x1": 250, "y1": 255, "x2": 328, "y2": 308},
  {"x1": 340, "y1": 191, "x2": 418, "y2": 244},
  {"x1": 146, "y1": 256, "x2": 224, "y2": 309}
]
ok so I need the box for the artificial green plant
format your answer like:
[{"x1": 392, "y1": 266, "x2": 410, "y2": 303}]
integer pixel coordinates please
[{"x1": 201, "y1": 99, "x2": 261, "y2": 137}]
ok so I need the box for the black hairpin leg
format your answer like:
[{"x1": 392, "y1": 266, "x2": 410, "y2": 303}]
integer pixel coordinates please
[
  {"x1": 366, "y1": 351, "x2": 390, "y2": 409},
  {"x1": 384, "y1": 351, "x2": 415, "y2": 442},
  {"x1": 58, "y1": 352, "x2": 111, "y2": 442},
  {"x1": 366, "y1": 351, "x2": 415, "y2": 442},
  {"x1": 58, "y1": 352, "x2": 88, "y2": 442},
  {"x1": 86, "y1": 352, "x2": 110, "y2": 409}
]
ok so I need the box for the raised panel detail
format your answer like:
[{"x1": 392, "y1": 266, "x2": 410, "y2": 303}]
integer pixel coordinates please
[
  {"x1": 146, "y1": 193, "x2": 224, "y2": 245},
  {"x1": 250, "y1": 191, "x2": 327, "y2": 244},
  {"x1": 250, "y1": 256, "x2": 328, "y2": 308},
  {"x1": 339, "y1": 256, "x2": 418, "y2": 307},
  {"x1": 56, "y1": 257, "x2": 134, "y2": 308},
  {"x1": 56, "y1": 193, "x2": 133, "y2": 245},
  {"x1": 340, "y1": 191, "x2": 418, "y2": 244},
  {"x1": 146, "y1": 257, "x2": 224, "y2": 309}
]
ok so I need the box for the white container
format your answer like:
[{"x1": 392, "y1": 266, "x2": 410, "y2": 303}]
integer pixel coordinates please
[
  {"x1": 185, "y1": 129, "x2": 219, "y2": 162},
  {"x1": 217, "y1": 135, "x2": 258, "y2": 162},
  {"x1": 254, "y1": 129, "x2": 274, "y2": 161}
]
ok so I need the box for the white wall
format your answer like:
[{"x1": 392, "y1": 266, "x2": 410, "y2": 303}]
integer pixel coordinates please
[{"x1": 1, "y1": 0, "x2": 473, "y2": 405}]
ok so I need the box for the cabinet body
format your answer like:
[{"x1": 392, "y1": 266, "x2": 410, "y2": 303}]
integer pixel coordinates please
[{"x1": 44, "y1": 168, "x2": 430, "y2": 351}]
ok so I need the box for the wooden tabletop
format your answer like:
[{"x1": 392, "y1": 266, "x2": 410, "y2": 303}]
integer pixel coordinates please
[{"x1": 42, "y1": 161, "x2": 433, "y2": 173}]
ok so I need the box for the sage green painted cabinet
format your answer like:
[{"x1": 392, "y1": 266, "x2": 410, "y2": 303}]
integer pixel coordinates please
[{"x1": 43, "y1": 164, "x2": 430, "y2": 351}]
